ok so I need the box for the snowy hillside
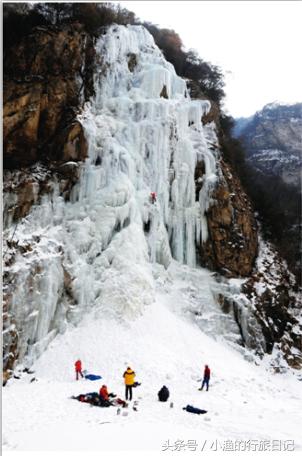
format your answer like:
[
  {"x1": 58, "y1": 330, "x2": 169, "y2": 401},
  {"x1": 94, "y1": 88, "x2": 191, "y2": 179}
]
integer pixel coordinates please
[{"x1": 3, "y1": 267, "x2": 302, "y2": 452}]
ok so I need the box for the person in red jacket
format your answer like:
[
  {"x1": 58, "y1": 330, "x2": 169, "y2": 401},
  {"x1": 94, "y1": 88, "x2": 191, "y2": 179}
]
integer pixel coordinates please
[
  {"x1": 150, "y1": 192, "x2": 157, "y2": 204},
  {"x1": 99, "y1": 385, "x2": 109, "y2": 401},
  {"x1": 75, "y1": 359, "x2": 83, "y2": 380},
  {"x1": 199, "y1": 365, "x2": 211, "y2": 391}
]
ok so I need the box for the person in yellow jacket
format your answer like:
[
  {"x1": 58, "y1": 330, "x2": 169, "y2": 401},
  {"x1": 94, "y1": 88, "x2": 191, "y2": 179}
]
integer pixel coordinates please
[{"x1": 123, "y1": 366, "x2": 135, "y2": 401}]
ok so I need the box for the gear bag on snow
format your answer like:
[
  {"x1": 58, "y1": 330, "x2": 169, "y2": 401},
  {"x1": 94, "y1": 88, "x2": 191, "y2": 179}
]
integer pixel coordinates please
[
  {"x1": 85, "y1": 374, "x2": 102, "y2": 381},
  {"x1": 183, "y1": 404, "x2": 207, "y2": 415}
]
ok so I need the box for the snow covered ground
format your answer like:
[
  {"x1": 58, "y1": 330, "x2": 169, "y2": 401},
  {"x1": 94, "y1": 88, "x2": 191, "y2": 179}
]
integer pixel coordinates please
[{"x1": 3, "y1": 263, "x2": 302, "y2": 455}]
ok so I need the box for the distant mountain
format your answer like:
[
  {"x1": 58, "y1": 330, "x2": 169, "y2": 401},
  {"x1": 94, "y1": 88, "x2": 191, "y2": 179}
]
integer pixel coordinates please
[{"x1": 234, "y1": 103, "x2": 302, "y2": 188}]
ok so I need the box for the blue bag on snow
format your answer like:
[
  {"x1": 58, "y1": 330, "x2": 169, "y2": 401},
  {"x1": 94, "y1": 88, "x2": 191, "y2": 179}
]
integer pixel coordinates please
[{"x1": 85, "y1": 374, "x2": 102, "y2": 381}]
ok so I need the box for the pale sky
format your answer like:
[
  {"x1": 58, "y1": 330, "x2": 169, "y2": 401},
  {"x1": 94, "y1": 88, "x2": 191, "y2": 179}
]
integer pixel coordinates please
[{"x1": 120, "y1": 1, "x2": 302, "y2": 117}]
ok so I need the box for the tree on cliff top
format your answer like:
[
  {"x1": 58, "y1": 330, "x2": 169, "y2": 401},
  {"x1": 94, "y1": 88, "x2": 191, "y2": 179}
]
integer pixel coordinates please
[
  {"x1": 3, "y1": 3, "x2": 225, "y2": 105},
  {"x1": 143, "y1": 22, "x2": 225, "y2": 104}
]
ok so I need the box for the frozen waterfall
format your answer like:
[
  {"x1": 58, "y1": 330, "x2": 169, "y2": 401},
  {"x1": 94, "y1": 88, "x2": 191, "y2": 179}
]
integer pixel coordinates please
[
  {"x1": 3, "y1": 25, "x2": 220, "y2": 368},
  {"x1": 78, "y1": 25, "x2": 218, "y2": 267}
]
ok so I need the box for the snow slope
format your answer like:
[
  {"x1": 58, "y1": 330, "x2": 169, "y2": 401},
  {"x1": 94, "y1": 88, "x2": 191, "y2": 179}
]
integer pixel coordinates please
[{"x1": 3, "y1": 263, "x2": 302, "y2": 453}]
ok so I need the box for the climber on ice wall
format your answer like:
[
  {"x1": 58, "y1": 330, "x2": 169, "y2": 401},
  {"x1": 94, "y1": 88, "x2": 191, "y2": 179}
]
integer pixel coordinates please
[{"x1": 150, "y1": 192, "x2": 157, "y2": 204}]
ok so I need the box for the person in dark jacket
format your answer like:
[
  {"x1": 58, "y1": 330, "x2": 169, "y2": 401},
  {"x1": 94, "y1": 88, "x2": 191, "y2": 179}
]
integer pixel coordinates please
[
  {"x1": 199, "y1": 364, "x2": 210, "y2": 391},
  {"x1": 158, "y1": 385, "x2": 170, "y2": 402}
]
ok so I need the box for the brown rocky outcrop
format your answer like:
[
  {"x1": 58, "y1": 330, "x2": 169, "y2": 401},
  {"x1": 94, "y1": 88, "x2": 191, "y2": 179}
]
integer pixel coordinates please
[
  {"x1": 190, "y1": 82, "x2": 258, "y2": 277},
  {"x1": 3, "y1": 161, "x2": 81, "y2": 227},
  {"x1": 160, "y1": 85, "x2": 169, "y2": 99},
  {"x1": 201, "y1": 100, "x2": 220, "y2": 126},
  {"x1": 189, "y1": 79, "x2": 258, "y2": 277},
  {"x1": 187, "y1": 79, "x2": 220, "y2": 126},
  {"x1": 127, "y1": 52, "x2": 137, "y2": 72},
  {"x1": 3, "y1": 23, "x2": 95, "y2": 169},
  {"x1": 189, "y1": 78, "x2": 257, "y2": 277},
  {"x1": 241, "y1": 244, "x2": 302, "y2": 369},
  {"x1": 199, "y1": 159, "x2": 258, "y2": 277}
]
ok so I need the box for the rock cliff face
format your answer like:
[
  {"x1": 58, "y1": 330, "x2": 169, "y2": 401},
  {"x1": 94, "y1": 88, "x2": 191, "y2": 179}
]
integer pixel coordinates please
[
  {"x1": 196, "y1": 91, "x2": 258, "y2": 277},
  {"x1": 239, "y1": 240, "x2": 302, "y2": 370},
  {"x1": 199, "y1": 101, "x2": 301, "y2": 369},
  {"x1": 200, "y1": 159, "x2": 258, "y2": 276},
  {"x1": 3, "y1": 23, "x2": 94, "y2": 170},
  {"x1": 3, "y1": 23, "x2": 95, "y2": 228},
  {"x1": 234, "y1": 103, "x2": 302, "y2": 188}
]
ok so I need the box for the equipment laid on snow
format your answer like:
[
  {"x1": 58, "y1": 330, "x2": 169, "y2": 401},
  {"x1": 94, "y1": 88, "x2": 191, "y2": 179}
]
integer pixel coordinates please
[
  {"x1": 85, "y1": 374, "x2": 102, "y2": 381},
  {"x1": 72, "y1": 391, "x2": 126, "y2": 408},
  {"x1": 132, "y1": 400, "x2": 139, "y2": 411},
  {"x1": 72, "y1": 392, "x2": 106, "y2": 407},
  {"x1": 111, "y1": 397, "x2": 127, "y2": 408},
  {"x1": 183, "y1": 405, "x2": 207, "y2": 415}
]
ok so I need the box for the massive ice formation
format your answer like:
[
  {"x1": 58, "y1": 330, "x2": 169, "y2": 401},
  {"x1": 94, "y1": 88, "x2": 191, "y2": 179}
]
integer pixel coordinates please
[
  {"x1": 79, "y1": 25, "x2": 218, "y2": 265},
  {"x1": 3, "y1": 25, "x2": 220, "y2": 368}
]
